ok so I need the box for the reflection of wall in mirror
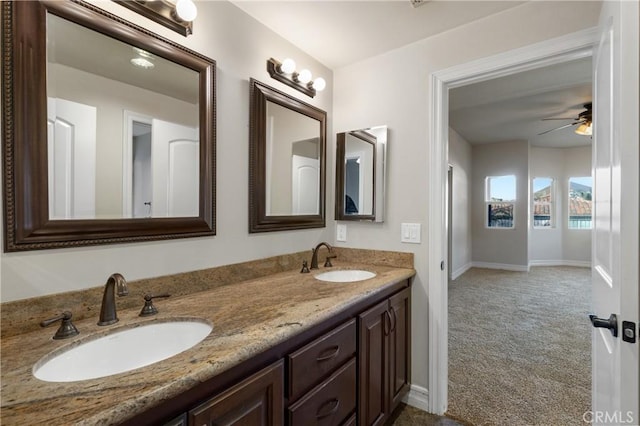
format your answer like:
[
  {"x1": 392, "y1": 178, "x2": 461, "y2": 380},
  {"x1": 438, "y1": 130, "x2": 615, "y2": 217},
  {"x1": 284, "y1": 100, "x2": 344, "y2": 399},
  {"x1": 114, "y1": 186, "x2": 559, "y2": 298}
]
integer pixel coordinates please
[
  {"x1": 266, "y1": 102, "x2": 320, "y2": 215},
  {"x1": 47, "y1": 63, "x2": 198, "y2": 219}
]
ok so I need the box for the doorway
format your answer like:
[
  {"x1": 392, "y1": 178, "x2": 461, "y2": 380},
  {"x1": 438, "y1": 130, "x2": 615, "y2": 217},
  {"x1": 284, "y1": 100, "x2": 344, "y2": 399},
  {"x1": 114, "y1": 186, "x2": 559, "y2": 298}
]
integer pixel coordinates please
[{"x1": 427, "y1": 29, "x2": 598, "y2": 414}]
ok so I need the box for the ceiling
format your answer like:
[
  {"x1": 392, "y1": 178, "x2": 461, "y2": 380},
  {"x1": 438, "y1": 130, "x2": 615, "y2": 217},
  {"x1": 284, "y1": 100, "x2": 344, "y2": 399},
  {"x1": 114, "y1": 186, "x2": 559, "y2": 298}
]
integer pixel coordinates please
[
  {"x1": 231, "y1": 0, "x2": 525, "y2": 69},
  {"x1": 233, "y1": 0, "x2": 594, "y2": 149},
  {"x1": 450, "y1": 57, "x2": 593, "y2": 148}
]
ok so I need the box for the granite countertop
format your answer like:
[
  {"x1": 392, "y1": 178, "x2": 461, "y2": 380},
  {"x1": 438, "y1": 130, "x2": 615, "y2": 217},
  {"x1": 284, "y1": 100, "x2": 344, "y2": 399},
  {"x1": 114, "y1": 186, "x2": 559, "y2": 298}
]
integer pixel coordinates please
[{"x1": 0, "y1": 261, "x2": 414, "y2": 425}]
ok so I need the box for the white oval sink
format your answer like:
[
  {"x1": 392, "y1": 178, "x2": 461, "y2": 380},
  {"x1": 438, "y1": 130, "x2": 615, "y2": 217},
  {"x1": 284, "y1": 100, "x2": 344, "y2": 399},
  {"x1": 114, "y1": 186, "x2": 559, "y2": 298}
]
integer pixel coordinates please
[
  {"x1": 314, "y1": 269, "x2": 376, "y2": 283},
  {"x1": 33, "y1": 318, "x2": 212, "y2": 382}
]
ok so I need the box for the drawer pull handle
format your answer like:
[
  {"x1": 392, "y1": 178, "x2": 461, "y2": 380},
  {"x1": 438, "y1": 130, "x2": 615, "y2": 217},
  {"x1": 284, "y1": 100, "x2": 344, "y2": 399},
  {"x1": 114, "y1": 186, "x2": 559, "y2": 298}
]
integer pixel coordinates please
[
  {"x1": 316, "y1": 345, "x2": 340, "y2": 362},
  {"x1": 384, "y1": 310, "x2": 392, "y2": 336},
  {"x1": 316, "y1": 398, "x2": 340, "y2": 419}
]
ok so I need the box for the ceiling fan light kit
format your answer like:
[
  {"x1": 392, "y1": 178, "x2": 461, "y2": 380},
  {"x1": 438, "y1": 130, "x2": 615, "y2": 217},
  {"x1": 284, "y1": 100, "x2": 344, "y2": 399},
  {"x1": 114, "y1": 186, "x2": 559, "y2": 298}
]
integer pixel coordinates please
[{"x1": 539, "y1": 102, "x2": 593, "y2": 136}]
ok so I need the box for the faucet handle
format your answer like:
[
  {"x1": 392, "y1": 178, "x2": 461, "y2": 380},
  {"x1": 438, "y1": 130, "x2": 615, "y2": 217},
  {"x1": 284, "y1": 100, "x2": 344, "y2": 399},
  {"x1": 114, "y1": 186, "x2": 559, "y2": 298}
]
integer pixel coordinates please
[
  {"x1": 300, "y1": 260, "x2": 310, "y2": 273},
  {"x1": 139, "y1": 293, "x2": 171, "y2": 317},
  {"x1": 324, "y1": 255, "x2": 337, "y2": 267},
  {"x1": 40, "y1": 311, "x2": 79, "y2": 340}
]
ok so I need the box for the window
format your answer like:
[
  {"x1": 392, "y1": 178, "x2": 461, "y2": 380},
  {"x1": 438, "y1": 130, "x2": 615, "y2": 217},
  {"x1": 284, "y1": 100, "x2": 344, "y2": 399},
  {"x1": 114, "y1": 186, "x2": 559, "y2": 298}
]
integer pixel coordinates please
[
  {"x1": 568, "y1": 176, "x2": 592, "y2": 229},
  {"x1": 533, "y1": 177, "x2": 554, "y2": 228},
  {"x1": 485, "y1": 175, "x2": 516, "y2": 228}
]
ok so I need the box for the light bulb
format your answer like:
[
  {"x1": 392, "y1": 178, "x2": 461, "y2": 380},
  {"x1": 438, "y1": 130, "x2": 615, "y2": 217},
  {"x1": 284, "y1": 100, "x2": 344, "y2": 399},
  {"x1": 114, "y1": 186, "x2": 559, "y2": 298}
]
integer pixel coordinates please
[
  {"x1": 297, "y1": 69, "x2": 312, "y2": 84},
  {"x1": 312, "y1": 77, "x2": 326, "y2": 92},
  {"x1": 575, "y1": 122, "x2": 592, "y2": 136},
  {"x1": 176, "y1": 0, "x2": 197, "y2": 22},
  {"x1": 280, "y1": 58, "x2": 296, "y2": 74}
]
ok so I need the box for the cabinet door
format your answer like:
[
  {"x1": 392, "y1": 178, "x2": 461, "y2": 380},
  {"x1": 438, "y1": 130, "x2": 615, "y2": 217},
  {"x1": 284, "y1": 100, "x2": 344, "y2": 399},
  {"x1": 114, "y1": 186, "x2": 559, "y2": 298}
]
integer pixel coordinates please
[
  {"x1": 388, "y1": 287, "x2": 410, "y2": 410},
  {"x1": 358, "y1": 300, "x2": 389, "y2": 426},
  {"x1": 189, "y1": 360, "x2": 284, "y2": 426}
]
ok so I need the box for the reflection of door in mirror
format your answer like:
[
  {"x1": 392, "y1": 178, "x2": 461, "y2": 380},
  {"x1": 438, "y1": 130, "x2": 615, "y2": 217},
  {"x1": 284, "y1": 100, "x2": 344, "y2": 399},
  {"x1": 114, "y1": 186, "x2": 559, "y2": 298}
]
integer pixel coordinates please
[
  {"x1": 46, "y1": 12, "x2": 199, "y2": 220},
  {"x1": 265, "y1": 101, "x2": 321, "y2": 216},
  {"x1": 123, "y1": 113, "x2": 199, "y2": 218},
  {"x1": 47, "y1": 98, "x2": 97, "y2": 219}
]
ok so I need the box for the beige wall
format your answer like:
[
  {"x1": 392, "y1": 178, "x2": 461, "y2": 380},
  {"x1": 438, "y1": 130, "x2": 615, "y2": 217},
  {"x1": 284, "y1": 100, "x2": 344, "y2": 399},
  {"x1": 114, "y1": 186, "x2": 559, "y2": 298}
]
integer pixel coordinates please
[{"x1": 529, "y1": 146, "x2": 592, "y2": 265}]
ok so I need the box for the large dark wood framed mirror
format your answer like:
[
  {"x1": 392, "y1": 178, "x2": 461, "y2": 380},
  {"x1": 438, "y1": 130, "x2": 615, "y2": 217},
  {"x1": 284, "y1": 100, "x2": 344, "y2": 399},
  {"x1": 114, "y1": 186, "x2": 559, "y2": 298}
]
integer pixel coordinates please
[
  {"x1": 335, "y1": 126, "x2": 387, "y2": 222},
  {"x1": 2, "y1": 0, "x2": 216, "y2": 252},
  {"x1": 249, "y1": 79, "x2": 326, "y2": 233}
]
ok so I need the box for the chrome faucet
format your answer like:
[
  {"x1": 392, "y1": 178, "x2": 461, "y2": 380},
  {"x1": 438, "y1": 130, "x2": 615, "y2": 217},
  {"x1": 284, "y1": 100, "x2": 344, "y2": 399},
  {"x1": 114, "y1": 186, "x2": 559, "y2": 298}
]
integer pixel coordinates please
[
  {"x1": 97, "y1": 273, "x2": 129, "y2": 326},
  {"x1": 310, "y1": 242, "x2": 333, "y2": 269}
]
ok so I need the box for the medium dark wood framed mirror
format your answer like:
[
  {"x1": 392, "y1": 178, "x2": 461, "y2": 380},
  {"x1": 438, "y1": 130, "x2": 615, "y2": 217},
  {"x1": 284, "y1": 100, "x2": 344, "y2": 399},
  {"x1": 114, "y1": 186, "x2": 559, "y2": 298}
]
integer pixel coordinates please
[
  {"x1": 249, "y1": 79, "x2": 326, "y2": 233},
  {"x1": 2, "y1": 0, "x2": 216, "y2": 252},
  {"x1": 335, "y1": 126, "x2": 387, "y2": 222}
]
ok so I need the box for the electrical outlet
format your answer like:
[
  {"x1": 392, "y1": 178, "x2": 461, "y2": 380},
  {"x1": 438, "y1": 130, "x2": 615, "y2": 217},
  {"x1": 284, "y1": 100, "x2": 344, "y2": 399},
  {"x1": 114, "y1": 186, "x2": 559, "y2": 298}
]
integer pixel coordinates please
[
  {"x1": 336, "y1": 224, "x2": 347, "y2": 242},
  {"x1": 401, "y1": 223, "x2": 421, "y2": 244}
]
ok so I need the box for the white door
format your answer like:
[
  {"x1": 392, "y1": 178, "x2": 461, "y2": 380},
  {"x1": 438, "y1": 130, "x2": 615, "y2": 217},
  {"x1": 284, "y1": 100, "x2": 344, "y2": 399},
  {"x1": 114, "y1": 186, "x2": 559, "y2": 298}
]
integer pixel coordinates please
[
  {"x1": 591, "y1": 1, "x2": 639, "y2": 424},
  {"x1": 291, "y1": 154, "x2": 319, "y2": 215},
  {"x1": 47, "y1": 98, "x2": 96, "y2": 219},
  {"x1": 151, "y1": 119, "x2": 199, "y2": 217}
]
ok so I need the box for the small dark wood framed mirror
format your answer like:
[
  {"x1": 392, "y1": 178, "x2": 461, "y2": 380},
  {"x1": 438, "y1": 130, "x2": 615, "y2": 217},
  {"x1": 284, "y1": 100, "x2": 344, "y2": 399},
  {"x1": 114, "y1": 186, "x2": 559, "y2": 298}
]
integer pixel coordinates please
[
  {"x1": 335, "y1": 126, "x2": 387, "y2": 222},
  {"x1": 249, "y1": 79, "x2": 326, "y2": 233},
  {"x1": 2, "y1": 0, "x2": 216, "y2": 252}
]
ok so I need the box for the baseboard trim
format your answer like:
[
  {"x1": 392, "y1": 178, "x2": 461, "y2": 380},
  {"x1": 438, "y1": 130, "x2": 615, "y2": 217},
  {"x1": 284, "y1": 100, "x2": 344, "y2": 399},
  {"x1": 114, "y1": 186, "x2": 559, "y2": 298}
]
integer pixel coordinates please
[
  {"x1": 450, "y1": 263, "x2": 472, "y2": 280},
  {"x1": 471, "y1": 261, "x2": 529, "y2": 272},
  {"x1": 402, "y1": 384, "x2": 430, "y2": 412},
  {"x1": 528, "y1": 260, "x2": 591, "y2": 268}
]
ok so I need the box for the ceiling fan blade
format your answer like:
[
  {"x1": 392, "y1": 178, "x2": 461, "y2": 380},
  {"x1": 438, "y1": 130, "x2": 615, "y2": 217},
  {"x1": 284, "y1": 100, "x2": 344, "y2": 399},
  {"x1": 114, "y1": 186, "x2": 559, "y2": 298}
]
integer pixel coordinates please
[
  {"x1": 542, "y1": 117, "x2": 577, "y2": 121},
  {"x1": 538, "y1": 121, "x2": 581, "y2": 135}
]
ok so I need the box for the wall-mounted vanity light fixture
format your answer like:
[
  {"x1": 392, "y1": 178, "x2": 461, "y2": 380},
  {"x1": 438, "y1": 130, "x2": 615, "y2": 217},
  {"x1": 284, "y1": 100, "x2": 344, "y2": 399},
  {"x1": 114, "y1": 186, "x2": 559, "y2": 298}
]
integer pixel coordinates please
[
  {"x1": 113, "y1": 0, "x2": 198, "y2": 37},
  {"x1": 267, "y1": 58, "x2": 326, "y2": 98}
]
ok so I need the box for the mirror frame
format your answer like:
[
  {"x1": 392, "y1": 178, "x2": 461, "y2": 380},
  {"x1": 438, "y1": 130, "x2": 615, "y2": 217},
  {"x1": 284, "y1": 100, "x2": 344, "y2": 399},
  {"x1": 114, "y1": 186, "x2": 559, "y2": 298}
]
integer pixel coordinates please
[
  {"x1": 335, "y1": 127, "x2": 387, "y2": 222},
  {"x1": 2, "y1": 0, "x2": 216, "y2": 252},
  {"x1": 248, "y1": 79, "x2": 326, "y2": 233}
]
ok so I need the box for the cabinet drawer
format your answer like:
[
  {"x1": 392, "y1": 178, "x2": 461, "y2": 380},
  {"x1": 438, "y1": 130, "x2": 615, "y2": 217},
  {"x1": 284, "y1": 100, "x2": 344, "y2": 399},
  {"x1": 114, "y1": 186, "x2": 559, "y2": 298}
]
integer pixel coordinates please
[
  {"x1": 289, "y1": 319, "x2": 356, "y2": 400},
  {"x1": 288, "y1": 358, "x2": 356, "y2": 426}
]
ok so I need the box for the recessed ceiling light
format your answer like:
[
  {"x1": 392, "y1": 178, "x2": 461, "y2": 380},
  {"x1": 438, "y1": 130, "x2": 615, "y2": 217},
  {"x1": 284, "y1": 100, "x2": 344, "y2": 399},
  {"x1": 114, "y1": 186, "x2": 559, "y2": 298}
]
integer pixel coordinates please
[
  {"x1": 131, "y1": 48, "x2": 155, "y2": 69},
  {"x1": 131, "y1": 57, "x2": 155, "y2": 69}
]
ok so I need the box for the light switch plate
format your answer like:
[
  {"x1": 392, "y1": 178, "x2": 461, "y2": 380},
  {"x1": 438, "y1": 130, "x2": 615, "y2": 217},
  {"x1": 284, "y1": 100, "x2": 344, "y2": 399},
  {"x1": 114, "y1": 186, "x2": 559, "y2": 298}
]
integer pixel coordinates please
[
  {"x1": 401, "y1": 223, "x2": 421, "y2": 244},
  {"x1": 336, "y1": 224, "x2": 347, "y2": 242}
]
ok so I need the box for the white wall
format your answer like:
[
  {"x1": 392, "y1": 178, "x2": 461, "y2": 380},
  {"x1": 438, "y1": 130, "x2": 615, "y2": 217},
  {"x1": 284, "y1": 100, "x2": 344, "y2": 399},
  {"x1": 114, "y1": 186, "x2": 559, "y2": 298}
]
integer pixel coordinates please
[
  {"x1": 448, "y1": 128, "x2": 472, "y2": 279},
  {"x1": 471, "y1": 140, "x2": 529, "y2": 268},
  {"x1": 333, "y1": 0, "x2": 600, "y2": 402},
  {"x1": 0, "y1": 0, "x2": 334, "y2": 302},
  {"x1": 529, "y1": 146, "x2": 592, "y2": 266}
]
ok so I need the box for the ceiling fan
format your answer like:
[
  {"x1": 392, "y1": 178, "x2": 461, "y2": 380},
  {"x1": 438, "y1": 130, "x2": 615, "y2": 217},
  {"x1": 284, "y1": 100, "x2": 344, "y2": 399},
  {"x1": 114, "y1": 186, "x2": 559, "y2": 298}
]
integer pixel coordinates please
[{"x1": 538, "y1": 102, "x2": 593, "y2": 136}]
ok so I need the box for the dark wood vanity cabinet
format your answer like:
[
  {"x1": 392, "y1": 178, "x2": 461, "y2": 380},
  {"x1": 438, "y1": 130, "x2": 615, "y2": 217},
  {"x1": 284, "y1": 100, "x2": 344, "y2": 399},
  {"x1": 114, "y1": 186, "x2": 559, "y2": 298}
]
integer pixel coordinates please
[
  {"x1": 188, "y1": 360, "x2": 284, "y2": 426},
  {"x1": 148, "y1": 281, "x2": 411, "y2": 426},
  {"x1": 358, "y1": 287, "x2": 411, "y2": 426}
]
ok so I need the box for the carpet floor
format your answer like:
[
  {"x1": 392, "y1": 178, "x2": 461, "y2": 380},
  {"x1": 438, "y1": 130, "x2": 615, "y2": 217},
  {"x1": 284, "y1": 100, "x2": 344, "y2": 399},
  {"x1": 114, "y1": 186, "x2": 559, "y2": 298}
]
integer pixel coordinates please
[{"x1": 447, "y1": 266, "x2": 592, "y2": 426}]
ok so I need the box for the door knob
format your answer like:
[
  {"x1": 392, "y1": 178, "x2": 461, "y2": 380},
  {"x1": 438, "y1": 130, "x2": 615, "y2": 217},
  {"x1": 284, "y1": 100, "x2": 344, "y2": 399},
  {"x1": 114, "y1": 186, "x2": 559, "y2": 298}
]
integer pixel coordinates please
[{"x1": 589, "y1": 313, "x2": 618, "y2": 337}]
